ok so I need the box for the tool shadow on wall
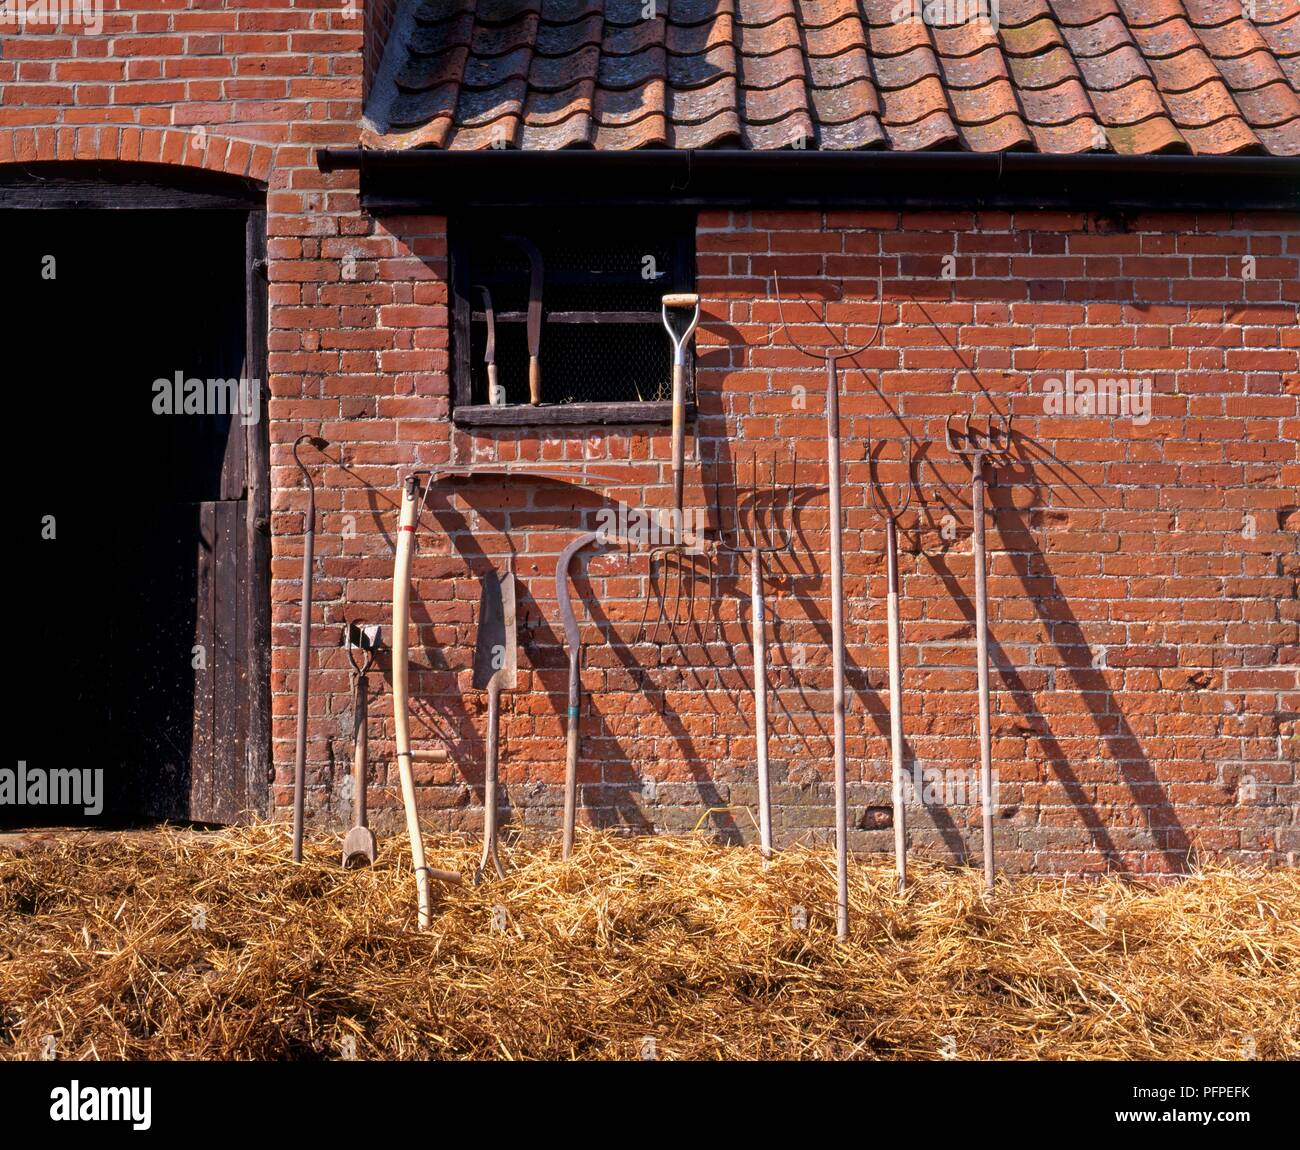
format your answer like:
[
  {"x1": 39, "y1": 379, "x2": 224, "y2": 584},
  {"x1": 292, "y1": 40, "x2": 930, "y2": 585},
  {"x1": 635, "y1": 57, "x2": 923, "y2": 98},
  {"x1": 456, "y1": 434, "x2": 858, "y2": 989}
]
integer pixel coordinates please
[{"x1": 924, "y1": 429, "x2": 1193, "y2": 872}]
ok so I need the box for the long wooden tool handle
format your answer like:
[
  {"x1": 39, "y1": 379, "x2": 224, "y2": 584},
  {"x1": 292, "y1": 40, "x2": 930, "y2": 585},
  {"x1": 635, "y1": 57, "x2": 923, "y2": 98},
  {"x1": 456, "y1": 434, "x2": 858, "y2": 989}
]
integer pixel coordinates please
[
  {"x1": 972, "y1": 454, "x2": 995, "y2": 895},
  {"x1": 885, "y1": 518, "x2": 906, "y2": 892},
  {"x1": 393, "y1": 478, "x2": 433, "y2": 928},
  {"x1": 751, "y1": 548, "x2": 773, "y2": 863},
  {"x1": 826, "y1": 357, "x2": 849, "y2": 942},
  {"x1": 562, "y1": 649, "x2": 581, "y2": 859},
  {"x1": 480, "y1": 683, "x2": 504, "y2": 878},
  {"x1": 670, "y1": 360, "x2": 686, "y2": 516},
  {"x1": 528, "y1": 356, "x2": 541, "y2": 406},
  {"x1": 353, "y1": 672, "x2": 368, "y2": 829}
]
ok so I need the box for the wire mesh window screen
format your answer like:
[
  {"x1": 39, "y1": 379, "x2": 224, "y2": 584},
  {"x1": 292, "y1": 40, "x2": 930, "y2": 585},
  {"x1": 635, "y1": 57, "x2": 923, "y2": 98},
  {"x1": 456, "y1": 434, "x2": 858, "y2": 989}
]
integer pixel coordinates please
[{"x1": 451, "y1": 213, "x2": 695, "y2": 412}]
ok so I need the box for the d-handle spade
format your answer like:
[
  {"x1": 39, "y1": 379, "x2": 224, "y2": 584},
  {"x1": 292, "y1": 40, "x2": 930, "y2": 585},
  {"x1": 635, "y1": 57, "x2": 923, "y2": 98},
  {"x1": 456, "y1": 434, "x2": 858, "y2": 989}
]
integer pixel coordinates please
[
  {"x1": 473, "y1": 561, "x2": 518, "y2": 883},
  {"x1": 342, "y1": 622, "x2": 381, "y2": 868},
  {"x1": 662, "y1": 293, "x2": 700, "y2": 517}
]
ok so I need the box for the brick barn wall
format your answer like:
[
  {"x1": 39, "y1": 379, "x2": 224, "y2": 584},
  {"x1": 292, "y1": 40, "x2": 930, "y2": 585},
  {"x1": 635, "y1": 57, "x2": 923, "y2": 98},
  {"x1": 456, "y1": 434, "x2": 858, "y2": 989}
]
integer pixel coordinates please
[
  {"x1": 290, "y1": 206, "x2": 1298, "y2": 877},
  {"x1": 2, "y1": 13, "x2": 1295, "y2": 874}
]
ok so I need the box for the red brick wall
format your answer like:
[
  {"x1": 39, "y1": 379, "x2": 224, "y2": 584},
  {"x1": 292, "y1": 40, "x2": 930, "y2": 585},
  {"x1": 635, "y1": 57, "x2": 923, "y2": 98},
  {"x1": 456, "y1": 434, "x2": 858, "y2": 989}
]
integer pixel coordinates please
[
  {"x1": 285, "y1": 206, "x2": 1297, "y2": 877},
  {"x1": 3, "y1": 14, "x2": 1296, "y2": 874}
]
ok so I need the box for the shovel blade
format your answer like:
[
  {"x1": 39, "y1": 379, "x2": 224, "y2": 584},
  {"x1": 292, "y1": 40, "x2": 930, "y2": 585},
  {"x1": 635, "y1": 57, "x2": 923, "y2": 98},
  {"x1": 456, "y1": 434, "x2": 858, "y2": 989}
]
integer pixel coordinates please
[
  {"x1": 473, "y1": 563, "x2": 517, "y2": 691},
  {"x1": 342, "y1": 825, "x2": 377, "y2": 868}
]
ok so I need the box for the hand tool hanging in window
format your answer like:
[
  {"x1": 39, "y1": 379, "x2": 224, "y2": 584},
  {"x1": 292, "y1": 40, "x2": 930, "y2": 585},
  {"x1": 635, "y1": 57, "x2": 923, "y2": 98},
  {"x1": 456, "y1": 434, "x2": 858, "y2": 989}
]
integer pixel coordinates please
[
  {"x1": 503, "y1": 235, "x2": 543, "y2": 405},
  {"x1": 557, "y1": 531, "x2": 600, "y2": 859},
  {"x1": 944, "y1": 414, "x2": 1012, "y2": 896},
  {"x1": 391, "y1": 474, "x2": 461, "y2": 928},
  {"x1": 867, "y1": 439, "x2": 919, "y2": 893},
  {"x1": 341, "y1": 622, "x2": 381, "y2": 868},
  {"x1": 475, "y1": 284, "x2": 502, "y2": 406},
  {"x1": 291, "y1": 434, "x2": 329, "y2": 863},
  {"x1": 473, "y1": 559, "x2": 517, "y2": 882}
]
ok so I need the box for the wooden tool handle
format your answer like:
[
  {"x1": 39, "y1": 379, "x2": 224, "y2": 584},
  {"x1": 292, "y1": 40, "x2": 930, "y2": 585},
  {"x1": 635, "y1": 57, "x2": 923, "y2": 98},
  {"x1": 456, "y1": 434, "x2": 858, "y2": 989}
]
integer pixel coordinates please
[
  {"x1": 662, "y1": 293, "x2": 699, "y2": 307},
  {"x1": 528, "y1": 356, "x2": 541, "y2": 405},
  {"x1": 408, "y1": 747, "x2": 449, "y2": 762},
  {"x1": 352, "y1": 673, "x2": 368, "y2": 827},
  {"x1": 394, "y1": 479, "x2": 435, "y2": 927},
  {"x1": 487, "y1": 363, "x2": 502, "y2": 406}
]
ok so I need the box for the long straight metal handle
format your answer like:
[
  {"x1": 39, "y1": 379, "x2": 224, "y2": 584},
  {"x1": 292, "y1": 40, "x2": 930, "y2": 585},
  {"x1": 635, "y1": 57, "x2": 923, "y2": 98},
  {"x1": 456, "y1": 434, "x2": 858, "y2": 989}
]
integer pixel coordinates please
[
  {"x1": 562, "y1": 649, "x2": 581, "y2": 859},
  {"x1": 972, "y1": 454, "x2": 995, "y2": 893},
  {"x1": 885, "y1": 518, "x2": 906, "y2": 891},
  {"x1": 670, "y1": 360, "x2": 686, "y2": 516},
  {"x1": 393, "y1": 479, "x2": 434, "y2": 927},
  {"x1": 751, "y1": 548, "x2": 773, "y2": 862},
  {"x1": 826, "y1": 357, "x2": 849, "y2": 941},
  {"x1": 293, "y1": 492, "x2": 314, "y2": 863}
]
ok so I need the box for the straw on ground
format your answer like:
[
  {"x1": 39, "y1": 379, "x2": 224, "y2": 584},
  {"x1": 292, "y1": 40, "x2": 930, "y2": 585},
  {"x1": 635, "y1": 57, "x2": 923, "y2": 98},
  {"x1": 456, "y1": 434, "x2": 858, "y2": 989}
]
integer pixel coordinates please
[{"x1": 2, "y1": 826, "x2": 1296, "y2": 1060}]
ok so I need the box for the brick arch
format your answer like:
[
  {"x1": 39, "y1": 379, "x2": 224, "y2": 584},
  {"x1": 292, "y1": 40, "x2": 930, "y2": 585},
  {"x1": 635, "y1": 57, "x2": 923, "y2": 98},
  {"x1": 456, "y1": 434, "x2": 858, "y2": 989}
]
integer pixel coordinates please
[{"x1": 0, "y1": 126, "x2": 274, "y2": 185}]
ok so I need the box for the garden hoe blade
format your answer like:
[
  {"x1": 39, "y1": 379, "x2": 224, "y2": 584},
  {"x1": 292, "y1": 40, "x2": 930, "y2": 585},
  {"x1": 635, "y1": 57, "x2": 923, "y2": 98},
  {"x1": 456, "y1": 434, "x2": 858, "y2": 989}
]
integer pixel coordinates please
[{"x1": 473, "y1": 562, "x2": 516, "y2": 883}]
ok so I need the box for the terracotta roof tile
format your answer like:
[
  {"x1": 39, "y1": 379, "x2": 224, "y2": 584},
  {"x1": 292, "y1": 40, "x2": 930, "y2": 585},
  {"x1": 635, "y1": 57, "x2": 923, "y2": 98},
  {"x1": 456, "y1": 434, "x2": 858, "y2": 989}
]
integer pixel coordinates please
[
  {"x1": 364, "y1": 0, "x2": 1300, "y2": 155},
  {"x1": 807, "y1": 47, "x2": 873, "y2": 89},
  {"x1": 940, "y1": 44, "x2": 1012, "y2": 89},
  {"x1": 818, "y1": 113, "x2": 887, "y2": 148},
  {"x1": 1026, "y1": 117, "x2": 1107, "y2": 151},
  {"x1": 872, "y1": 46, "x2": 942, "y2": 91},
  {"x1": 957, "y1": 113, "x2": 1036, "y2": 151},
  {"x1": 737, "y1": 44, "x2": 805, "y2": 88}
]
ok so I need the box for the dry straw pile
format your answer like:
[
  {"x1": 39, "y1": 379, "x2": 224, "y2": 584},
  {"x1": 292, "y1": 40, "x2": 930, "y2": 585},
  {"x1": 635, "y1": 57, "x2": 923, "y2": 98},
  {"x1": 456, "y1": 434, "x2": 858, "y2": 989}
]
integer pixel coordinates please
[{"x1": 2, "y1": 825, "x2": 1296, "y2": 1060}]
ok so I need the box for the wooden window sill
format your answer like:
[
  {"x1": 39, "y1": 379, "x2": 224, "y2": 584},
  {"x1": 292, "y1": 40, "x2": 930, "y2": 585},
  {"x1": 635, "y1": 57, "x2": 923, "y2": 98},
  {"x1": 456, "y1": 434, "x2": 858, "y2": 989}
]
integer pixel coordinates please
[{"x1": 453, "y1": 400, "x2": 696, "y2": 427}]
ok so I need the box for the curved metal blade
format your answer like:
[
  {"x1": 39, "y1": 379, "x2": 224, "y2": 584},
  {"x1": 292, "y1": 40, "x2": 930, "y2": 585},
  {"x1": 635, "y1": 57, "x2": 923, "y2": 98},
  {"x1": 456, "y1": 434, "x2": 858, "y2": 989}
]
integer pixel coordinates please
[{"x1": 556, "y1": 531, "x2": 600, "y2": 656}]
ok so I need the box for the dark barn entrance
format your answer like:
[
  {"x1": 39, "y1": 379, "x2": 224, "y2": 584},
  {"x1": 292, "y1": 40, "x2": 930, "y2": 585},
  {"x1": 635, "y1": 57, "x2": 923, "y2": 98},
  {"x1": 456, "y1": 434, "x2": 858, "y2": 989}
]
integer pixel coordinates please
[{"x1": 5, "y1": 166, "x2": 270, "y2": 827}]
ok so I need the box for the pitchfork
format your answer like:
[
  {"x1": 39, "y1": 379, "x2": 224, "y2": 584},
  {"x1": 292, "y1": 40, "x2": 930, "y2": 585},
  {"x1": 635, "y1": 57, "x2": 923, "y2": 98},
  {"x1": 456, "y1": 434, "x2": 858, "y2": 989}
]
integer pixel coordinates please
[
  {"x1": 770, "y1": 273, "x2": 883, "y2": 941},
  {"x1": 944, "y1": 412, "x2": 1012, "y2": 895},
  {"x1": 712, "y1": 448, "x2": 795, "y2": 862},
  {"x1": 867, "y1": 437, "x2": 919, "y2": 892}
]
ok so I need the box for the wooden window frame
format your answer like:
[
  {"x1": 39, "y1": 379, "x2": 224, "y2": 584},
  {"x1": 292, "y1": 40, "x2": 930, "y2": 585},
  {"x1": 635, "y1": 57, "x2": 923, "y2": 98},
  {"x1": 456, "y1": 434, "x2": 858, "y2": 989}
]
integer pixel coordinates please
[{"x1": 449, "y1": 211, "x2": 697, "y2": 427}]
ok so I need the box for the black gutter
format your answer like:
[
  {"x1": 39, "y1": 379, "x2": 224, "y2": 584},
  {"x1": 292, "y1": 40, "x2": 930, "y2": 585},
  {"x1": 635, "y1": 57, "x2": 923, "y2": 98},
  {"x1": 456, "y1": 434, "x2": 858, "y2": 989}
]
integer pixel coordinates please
[{"x1": 317, "y1": 148, "x2": 1300, "y2": 212}]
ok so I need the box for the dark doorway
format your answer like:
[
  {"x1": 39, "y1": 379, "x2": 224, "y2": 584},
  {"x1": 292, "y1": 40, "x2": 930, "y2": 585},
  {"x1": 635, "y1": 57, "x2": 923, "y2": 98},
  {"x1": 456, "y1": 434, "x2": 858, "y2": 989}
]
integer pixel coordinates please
[{"x1": 6, "y1": 183, "x2": 269, "y2": 828}]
